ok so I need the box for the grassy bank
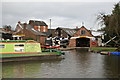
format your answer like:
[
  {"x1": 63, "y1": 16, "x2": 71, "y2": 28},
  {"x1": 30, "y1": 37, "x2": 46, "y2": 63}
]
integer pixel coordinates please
[{"x1": 90, "y1": 47, "x2": 117, "y2": 52}]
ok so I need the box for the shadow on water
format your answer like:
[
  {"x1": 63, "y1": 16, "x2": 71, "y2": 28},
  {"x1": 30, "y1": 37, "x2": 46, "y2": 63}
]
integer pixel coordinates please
[
  {"x1": 2, "y1": 49, "x2": 120, "y2": 78},
  {"x1": 103, "y1": 56, "x2": 120, "y2": 78}
]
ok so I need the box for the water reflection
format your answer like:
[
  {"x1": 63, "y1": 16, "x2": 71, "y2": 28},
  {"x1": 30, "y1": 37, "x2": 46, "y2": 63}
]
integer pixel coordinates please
[{"x1": 2, "y1": 49, "x2": 120, "y2": 78}]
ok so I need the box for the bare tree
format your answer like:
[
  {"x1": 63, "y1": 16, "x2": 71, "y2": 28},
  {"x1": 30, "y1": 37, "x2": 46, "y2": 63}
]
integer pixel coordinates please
[{"x1": 97, "y1": 2, "x2": 120, "y2": 50}]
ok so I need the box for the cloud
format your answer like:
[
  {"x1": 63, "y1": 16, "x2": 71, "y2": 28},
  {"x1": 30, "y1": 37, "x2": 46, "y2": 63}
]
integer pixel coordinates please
[{"x1": 1, "y1": 2, "x2": 117, "y2": 30}]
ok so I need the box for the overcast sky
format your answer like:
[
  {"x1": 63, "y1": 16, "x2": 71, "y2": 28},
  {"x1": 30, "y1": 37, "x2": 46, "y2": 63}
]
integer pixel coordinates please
[{"x1": 1, "y1": 0, "x2": 120, "y2": 30}]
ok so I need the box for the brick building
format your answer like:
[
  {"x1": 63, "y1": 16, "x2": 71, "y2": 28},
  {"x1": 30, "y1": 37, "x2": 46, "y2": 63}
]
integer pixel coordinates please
[
  {"x1": 69, "y1": 26, "x2": 98, "y2": 47},
  {"x1": 29, "y1": 20, "x2": 48, "y2": 32},
  {"x1": 13, "y1": 21, "x2": 47, "y2": 45}
]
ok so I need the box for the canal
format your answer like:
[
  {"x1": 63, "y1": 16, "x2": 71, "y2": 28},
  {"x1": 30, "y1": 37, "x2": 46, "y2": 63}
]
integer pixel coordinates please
[{"x1": 2, "y1": 49, "x2": 120, "y2": 78}]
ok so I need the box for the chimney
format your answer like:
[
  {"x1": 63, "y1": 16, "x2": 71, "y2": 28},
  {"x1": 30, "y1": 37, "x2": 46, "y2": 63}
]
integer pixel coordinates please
[{"x1": 24, "y1": 23, "x2": 27, "y2": 29}]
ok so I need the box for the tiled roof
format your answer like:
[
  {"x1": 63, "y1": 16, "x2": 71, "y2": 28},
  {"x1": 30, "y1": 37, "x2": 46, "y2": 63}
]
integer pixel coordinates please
[
  {"x1": 29, "y1": 20, "x2": 48, "y2": 26},
  {"x1": 15, "y1": 23, "x2": 47, "y2": 36}
]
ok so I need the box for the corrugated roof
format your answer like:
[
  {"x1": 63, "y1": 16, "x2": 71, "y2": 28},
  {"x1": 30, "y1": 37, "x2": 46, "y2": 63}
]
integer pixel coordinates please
[
  {"x1": 91, "y1": 31, "x2": 104, "y2": 36},
  {"x1": 58, "y1": 27, "x2": 76, "y2": 36}
]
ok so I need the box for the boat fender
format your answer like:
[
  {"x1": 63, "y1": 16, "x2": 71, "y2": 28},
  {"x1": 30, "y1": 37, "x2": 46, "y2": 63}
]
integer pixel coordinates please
[{"x1": 108, "y1": 52, "x2": 110, "y2": 56}]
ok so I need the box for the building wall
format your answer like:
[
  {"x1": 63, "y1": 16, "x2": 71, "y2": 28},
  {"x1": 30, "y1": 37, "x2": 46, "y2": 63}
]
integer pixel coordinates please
[
  {"x1": 90, "y1": 40, "x2": 98, "y2": 47},
  {"x1": 33, "y1": 26, "x2": 48, "y2": 32},
  {"x1": 40, "y1": 26, "x2": 48, "y2": 32},
  {"x1": 53, "y1": 28, "x2": 69, "y2": 38},
  {"x1": 69, "y1": 27, "x2": 97, "y2": 47},
  {"x1": 73, "y1": 27, "x2": 93, "y2": 37},
  {"x1": 40, "y1": 36, "x2": 47, "y2": 45},
  {"x1": 14, "y1": 27, "x2": 46, "y2": 45},
  {"x1": 68, "y1": 39, "x2": 76, "y2": 47}
]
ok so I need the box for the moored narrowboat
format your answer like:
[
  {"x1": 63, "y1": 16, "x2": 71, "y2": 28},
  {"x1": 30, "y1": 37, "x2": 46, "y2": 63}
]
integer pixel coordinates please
[
  {"x1": 100, "y1": 52, "x2": 120, "y2": 56},
  {"x1": 0, "y1": 40, "x2": 65, "y2": 62}
]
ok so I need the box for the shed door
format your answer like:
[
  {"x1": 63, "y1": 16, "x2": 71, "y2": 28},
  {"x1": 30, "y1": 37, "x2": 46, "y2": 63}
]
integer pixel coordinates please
[{"x1": 76, "y1": 38, "x2": 90, "y2": 47}]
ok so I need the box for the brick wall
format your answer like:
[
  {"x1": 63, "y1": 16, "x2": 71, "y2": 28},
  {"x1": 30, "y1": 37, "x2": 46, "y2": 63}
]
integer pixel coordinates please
[
  {"x1": 68, "y1": 39, "x2": 76, "y2": 47},
  {"x1": 69, "y1": 27, "x2": 98, "y2": 47},
  {"x1": 40, "y1": 26, "x2": 48, "y2": 32},
  {"x1": 33, "y1": 26, "x2": 48, "y2": 32},
  {"x1": 40, "y1": 36, "x2": 47, "y2": 45},
  {"x1": 73, "y1": 27, "x2": 93, "y2": 37}
]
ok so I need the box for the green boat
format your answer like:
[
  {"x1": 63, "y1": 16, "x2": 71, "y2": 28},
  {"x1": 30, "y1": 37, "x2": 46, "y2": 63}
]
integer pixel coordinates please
[{"x1": 0, "y1": 40, "x2": 65, "y2": 62}]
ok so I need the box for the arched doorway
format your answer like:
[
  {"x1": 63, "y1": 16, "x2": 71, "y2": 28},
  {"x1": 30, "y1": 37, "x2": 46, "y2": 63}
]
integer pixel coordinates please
[{"x1": 76, "y1": 38, "x2": 90, "y2": 47}]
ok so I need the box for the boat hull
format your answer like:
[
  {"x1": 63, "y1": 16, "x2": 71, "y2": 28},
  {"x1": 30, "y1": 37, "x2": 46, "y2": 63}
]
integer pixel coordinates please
[
  {"x1": 0, "y1": 52, "x2": 65, "y2": 62},
  {"x1": 100, "y1": 52, "x2": 120, "y2": 56}
]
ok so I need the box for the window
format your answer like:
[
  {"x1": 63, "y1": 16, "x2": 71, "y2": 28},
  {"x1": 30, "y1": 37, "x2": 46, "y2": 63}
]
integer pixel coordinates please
[
  {"x1": 80, "y1": 30, "x2": 86, "y2": 35},
  {"x1": 38, "y1": 26, "x2": 40, "y2": 31},
  {"x1": 0, "y1": 44, "x2": 5, "y2": 48},
  {"x1": 43, "y1": 29, "x2": 46, "y2": 32},
  {"x1": 43, "y1": 26, "x2": 46, "y2": 28},
  {"x1": 14, "y1": 44, "x2": 24, "y2": 52}
]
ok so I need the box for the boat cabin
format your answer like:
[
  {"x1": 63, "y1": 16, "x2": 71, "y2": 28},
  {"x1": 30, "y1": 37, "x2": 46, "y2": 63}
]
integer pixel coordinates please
[{"x1": 0, "y1": 40, "x2": 41, "y2": 54}]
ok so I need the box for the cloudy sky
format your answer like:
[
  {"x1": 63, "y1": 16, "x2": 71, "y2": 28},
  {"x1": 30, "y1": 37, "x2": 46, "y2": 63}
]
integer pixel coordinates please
[{"x1": 1, "y1": 0, "x2": 120, "y2": 30}]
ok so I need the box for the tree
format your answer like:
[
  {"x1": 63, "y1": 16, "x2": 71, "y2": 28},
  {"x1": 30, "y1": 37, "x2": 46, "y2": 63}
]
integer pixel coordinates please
[{"x1": 97, "y1": 2, "x2": 120, "y2": 49}]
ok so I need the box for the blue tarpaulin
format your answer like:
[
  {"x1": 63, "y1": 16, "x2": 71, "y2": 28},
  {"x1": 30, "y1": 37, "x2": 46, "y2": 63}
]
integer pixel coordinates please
[{"x1": 110, "y1": 52, "x2": 120, "y2": 56}]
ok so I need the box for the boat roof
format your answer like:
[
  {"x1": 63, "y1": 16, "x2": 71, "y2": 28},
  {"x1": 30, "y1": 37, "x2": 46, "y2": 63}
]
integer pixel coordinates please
[{"x1": 0, "y1": 40, "x2": 37, "y2": 43}]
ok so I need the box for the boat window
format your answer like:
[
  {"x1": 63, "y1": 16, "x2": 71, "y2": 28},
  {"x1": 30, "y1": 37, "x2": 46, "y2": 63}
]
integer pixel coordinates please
[
  {"x1": 14, "y1": 44, "x2": 24, "y2": 52},
  {"x1": 15, "y1": 44, "x2": 24, "y2": 47},
  {"x1": 0, "y1": 44, "x2": 5, "y2": 48}
]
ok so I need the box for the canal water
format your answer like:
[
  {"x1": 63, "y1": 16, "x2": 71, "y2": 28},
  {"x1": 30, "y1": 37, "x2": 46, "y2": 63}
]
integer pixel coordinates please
[{"x1": 2, "y1": 49, "x2": 120, "y2": 78}]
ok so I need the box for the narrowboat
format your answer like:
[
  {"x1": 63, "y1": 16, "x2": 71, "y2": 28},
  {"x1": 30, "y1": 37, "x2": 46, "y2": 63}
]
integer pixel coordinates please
[
  {"x1": 100, "y1": 52, "x2": 120, "y2": 56},
  {"x1": 0, "y1": 40, "x2": 65, "y2": 62}
]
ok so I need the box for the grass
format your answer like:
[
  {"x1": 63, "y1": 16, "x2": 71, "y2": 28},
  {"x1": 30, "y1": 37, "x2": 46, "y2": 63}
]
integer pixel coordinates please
[{"x1": 90, "y1": 47, "x2": 117, "y2": 52}]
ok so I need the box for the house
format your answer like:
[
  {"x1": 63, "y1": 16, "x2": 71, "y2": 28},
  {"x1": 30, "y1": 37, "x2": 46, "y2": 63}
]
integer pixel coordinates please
[
  {"x1": 29, "y1": 20, "x2": 48, "y2": 32},
  {"x1": 13, "y1": 21, "x2": 47, "y2": 45},
  {"x1": 91, "y1": 30, "x2": 104, "y2": 46},
  {"x1": 69, "y1": 26, "x2": 98, "y2": 47}
]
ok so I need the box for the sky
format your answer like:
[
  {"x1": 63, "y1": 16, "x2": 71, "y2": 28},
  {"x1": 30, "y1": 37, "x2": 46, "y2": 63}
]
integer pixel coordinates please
[{"x1": 1, "y1": 0, "x2": 120, "y2": 30}]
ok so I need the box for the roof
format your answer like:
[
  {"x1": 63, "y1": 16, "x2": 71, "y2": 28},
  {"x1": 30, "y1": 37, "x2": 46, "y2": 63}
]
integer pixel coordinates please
[
  {"x1": 27, "y1": 24, "x2": 47, "y2": 36},
  {"x1": 57, "y1": 27, "x2": 76, "y2": 36},
  {"x1": 91, "y1": 31, "x2": 104, "y2": 36},
  {"x1": 73, "y1": 26, "x2": 94, "y2": 37},
  {"x1": 29, "y1": 20, "x2": 48, "y2": 26},
  {"x1": 43, "y1": 29, "x2": 55, "y2": 36},
  {"x1": 0, "y1": 28, "x2": 11, "y2": 34},
  {"x1": 15, "y1": 23, "x2": 47, "y2": 36}
]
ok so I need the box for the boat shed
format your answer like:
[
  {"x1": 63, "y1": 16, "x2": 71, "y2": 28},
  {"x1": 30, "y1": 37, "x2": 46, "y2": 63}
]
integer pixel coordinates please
[{"x1": 69, "y1": 26, "x2": 98, "y2": 47}]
